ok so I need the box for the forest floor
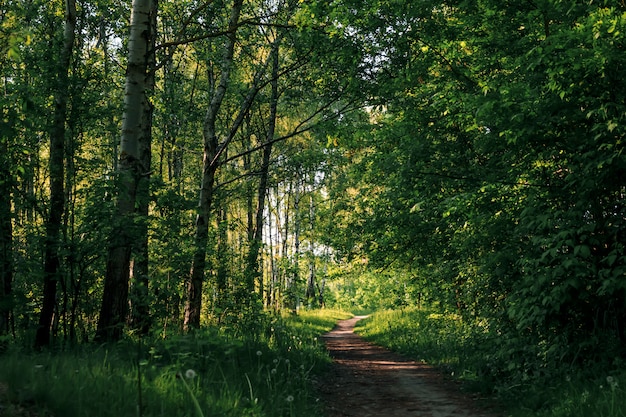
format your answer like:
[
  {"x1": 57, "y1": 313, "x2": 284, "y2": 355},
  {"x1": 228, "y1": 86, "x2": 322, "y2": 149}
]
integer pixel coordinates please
[{"x1": 316, "y1": 316, "x2": 504, "y2": 417}]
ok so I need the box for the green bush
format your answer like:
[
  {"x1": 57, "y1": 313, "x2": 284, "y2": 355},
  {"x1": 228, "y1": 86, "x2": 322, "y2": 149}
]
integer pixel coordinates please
[{"x1": 356, "y1": 308, "x2": 626, "y2": 417}]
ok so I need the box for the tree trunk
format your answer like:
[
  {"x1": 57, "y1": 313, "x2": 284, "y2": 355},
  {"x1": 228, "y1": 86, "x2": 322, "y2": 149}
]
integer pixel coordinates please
[
  {"x1": 280, "y1": 183, "x2": 291, "y2": 310},
  {"x1": 96, "y1": 0, "x2": 156, "y2": 342},
  {"x1": 184, "y1": 0, "x2": 243, "y2": 331},
  {"x1": 244, "y1": 41, "x2": 280, "y2": 297},
  {"x1": 265, "y1": 192, "x2": 277, "y2": 308},
  {"x1": 214, "y1": 207, "x2": 228, "y2": 322},
  {"x1": 305, "y1": 193, "x2": 316, "y2": 307},
  {"x1": 129, "y1": 0, "x2": 157, "y2": 336},
  {"x1": 34, "y1": 0, "x2": 76, "y2": 349},
  {"x1": 317, "y1": 278, "x2": 325, "y2": 308},
  {"x1": 291, "y1": 176, "x2": 301, "y2": 312},
  {"x1": 0, "y1": 138, "x2": 13, "y2": 346}
]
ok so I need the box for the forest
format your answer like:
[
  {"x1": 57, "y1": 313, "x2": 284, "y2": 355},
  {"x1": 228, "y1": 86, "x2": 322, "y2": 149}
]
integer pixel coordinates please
[{"x1": 1, "y1": 0, "x2": 626, "y2": 416}]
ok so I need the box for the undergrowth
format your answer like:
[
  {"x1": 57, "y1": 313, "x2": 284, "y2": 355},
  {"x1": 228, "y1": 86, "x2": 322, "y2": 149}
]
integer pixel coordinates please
[
  {"x1": 0, "y1": 309, "x2": 351, "y2": 417},
  {"x1": 355, "y1": 308, "x2": 626, "y2": 417}
]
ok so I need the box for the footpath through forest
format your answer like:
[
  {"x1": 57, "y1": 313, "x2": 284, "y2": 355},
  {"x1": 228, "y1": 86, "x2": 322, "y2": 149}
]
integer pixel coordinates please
[{"x1": 316, "y1": 316, "x2": 502, "y2": 417}]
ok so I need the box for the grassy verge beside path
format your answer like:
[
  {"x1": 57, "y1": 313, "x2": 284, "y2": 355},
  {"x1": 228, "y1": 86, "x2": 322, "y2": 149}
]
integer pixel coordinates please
[
  {"x1": 0, "y1": 309, "x2": 351, "y2": 417},
  {"x1": 355, "y1": 308, "x2": 626, "y2": 417}
]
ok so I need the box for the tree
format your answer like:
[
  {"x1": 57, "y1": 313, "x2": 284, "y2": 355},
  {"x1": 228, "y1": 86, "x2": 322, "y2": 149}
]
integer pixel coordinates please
[
  {"x1": 184, "y1": 0, "x2": 244, "y2": 331},
  {"x1": 321, "y1": 0, "x2": 626, "y2": 381},
  {"x1": 34, "y1": 0, "x2": 77, "y2": 349},
  {"x1": 128, "y1": 0, "x2": 158, "y2": 336},
  {"x1": 0, "y1": 135, "x2": 13, "y2": 344},
  {"x1": 0, "y1": 6, "x2": 23, "y2": 343},
  {"x1": 96, "y1": 0, "x2": 157, "y2": 342},
  {"x1": 244, "y1": 35, "x2": 280, "y2": 303}
]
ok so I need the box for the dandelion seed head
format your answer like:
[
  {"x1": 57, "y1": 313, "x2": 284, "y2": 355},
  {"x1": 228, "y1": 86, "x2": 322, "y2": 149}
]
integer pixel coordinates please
[
  {"x1": 607, "y1": 376, "x2": 618, "y2": 389},
  {"x1": 256, "y1": 350, "x2": 263, "y2": 357},
  {"x1": 271, "y1": 368, "x2": 277, "y2": 375},
  {"x1": 185, "y1": 369, "x2": 197, "y2": 379},
  {"x1": 286, "y1": 395, "x2": 294, "y2": 403}
]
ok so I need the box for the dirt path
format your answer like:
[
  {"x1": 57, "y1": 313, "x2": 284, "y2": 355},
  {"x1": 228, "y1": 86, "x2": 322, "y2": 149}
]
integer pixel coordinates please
[{"x1": 317, "y1": 316, "x2": 502, "y2": 417}]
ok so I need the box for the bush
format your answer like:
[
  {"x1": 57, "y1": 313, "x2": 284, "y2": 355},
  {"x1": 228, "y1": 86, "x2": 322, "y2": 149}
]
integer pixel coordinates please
[{"x1": 356, "y1": 307, "x2": 626, "y2": 417}]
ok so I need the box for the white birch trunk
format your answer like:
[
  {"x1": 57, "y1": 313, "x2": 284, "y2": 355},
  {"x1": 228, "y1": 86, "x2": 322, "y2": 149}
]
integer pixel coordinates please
[{"x1": 96, "y1": 0, "x2": 155, "y2": 341}]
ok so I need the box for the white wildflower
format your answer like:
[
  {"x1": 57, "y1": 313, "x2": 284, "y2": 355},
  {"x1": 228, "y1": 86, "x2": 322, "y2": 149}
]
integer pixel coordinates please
[{"x1": 607, "y1": 376, "x2": 618, "y2": 389}]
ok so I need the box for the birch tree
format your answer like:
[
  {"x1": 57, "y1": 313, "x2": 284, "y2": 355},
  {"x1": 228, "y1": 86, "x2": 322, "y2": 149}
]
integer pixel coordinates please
[
  {"x1": 128, "y1": 0, "x2": 158, "y2": 336},
  {"x1": 96, "y1": 0, "x2": 157, "y2": 341},
  {"x1": 184, "y1": 0, "x2": 244, "y2": 331}
]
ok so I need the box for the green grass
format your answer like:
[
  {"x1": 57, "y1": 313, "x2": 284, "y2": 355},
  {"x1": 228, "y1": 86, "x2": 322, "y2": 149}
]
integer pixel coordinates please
[
  {"x1": 508, "y1": 372, "x2": 626, "y2": 417},
  {"x1": 0, "y1": 309, "x2": 351, "y2": 417},
  {"x1": 355, "y1": 308, "x2": 626, "y2": 417}
]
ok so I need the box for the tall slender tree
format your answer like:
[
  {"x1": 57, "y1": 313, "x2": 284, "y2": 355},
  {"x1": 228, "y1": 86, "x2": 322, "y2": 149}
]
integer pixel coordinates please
[
  {"x1": 244, "y1": 39, "x2": 279, "y2": 298},
  {"x1": 96, "y1": 0, "x2": 157, "y2": 341},
  {"x1": 0, "y1": 136, "x2": 13, "y2": 344},
  {"x1": 129, "y1": 0, "x2": 158, "y2": 336},
  {"x1": 184, "y1": 0, "x2": 244, "y2": 331},
  {"x1": 34, "y1": 0, "x2": 77, "y2": 348}
]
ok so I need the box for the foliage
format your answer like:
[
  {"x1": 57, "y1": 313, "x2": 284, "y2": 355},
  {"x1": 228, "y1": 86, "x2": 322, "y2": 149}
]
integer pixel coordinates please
[
  {"x1": 357, "y1": 308, "x2": 626, "y2": 417},
  {"x1": 356, "y1": 309, "x2": 492, "y2": 388},
  {"x1": 320, "y1": 3, "x2": 626, "y2": 415},
  {"x1": 3, "y1": 0, "x2": 626, "y2": 414},
  {"x1": 325, "y1": 261, "x2": 419, "y2": 313},
  {"x1": 0, "y1": 309, "x2": 349, "y2": 417}
]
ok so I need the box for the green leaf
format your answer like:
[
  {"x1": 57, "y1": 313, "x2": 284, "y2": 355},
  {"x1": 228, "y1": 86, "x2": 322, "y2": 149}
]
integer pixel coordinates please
[{"x1": 574, "y1": 245, "x2": 591, "y2": 258}]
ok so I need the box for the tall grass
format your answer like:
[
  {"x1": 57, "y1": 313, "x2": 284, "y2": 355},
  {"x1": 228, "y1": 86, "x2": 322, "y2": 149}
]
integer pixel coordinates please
[
  {"x1": 0, "y1": 309, "x2": 350, "y2": 417},
  {"x1": 355, "y1": 308, "x2": 626, "y2": 417}
]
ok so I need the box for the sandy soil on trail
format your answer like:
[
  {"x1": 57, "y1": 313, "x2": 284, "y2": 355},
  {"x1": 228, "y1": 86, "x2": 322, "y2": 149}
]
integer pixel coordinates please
[{"x1": 316, "y1": 316, "x2": 502, "y2": 417}]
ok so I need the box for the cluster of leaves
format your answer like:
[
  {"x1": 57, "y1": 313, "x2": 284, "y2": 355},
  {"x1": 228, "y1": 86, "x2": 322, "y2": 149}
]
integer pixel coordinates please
[
  {"x1": 321, "y1": 0, "x2": 626, "y2": 411},
  {"x1": 358, "y1": 309, "x2": 626, "y2": 416},
  {"x1": 0, "y1": 0, "x2": 369, "y2": 345}
]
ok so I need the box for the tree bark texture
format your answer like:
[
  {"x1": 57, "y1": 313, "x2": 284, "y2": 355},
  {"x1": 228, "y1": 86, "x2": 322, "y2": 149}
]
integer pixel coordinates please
[
  {"x1": 184, "y1": 0, "x2": 244, "y2": 331},
  {"x1": 34, "y1": 0, "x2": 76, "y2": 349},
  {"x1": 129, "y1": 0, "x2": 157, "y2": 336},
  {"x1": 96, "y1": 0, "x2": 156, "y2": 342},
  {"x1": 0, "y1": 139, "x2": 13, "y2": 343}
]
